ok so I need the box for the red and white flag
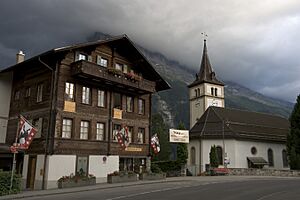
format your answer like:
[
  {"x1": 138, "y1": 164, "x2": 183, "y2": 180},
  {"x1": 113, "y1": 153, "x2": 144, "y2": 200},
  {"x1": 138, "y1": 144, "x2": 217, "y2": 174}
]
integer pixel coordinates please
[
  {"x1": 13, "y1": 115, "x2": 37, "y2": 150},
  {"x1": 116, "y1": 126, "x2": 130, "y2": 150},
  {"x1": 151, "y1": 134, "x2": 160, "y2": 154}
]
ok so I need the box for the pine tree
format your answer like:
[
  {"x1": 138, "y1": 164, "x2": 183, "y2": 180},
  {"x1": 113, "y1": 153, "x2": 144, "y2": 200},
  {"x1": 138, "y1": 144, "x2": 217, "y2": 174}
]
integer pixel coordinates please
[
  {"x1": 287, "y1": 95, "x2": 300, "y2": 169},
  {"x1": 209, "y1": 145, "x2": 219, "y2": 168},
  {"x1": 176, "y1": 121, "x2": 188, "y2": 165},
  {"x1": 151, "y1": 113, "x2": 171, "y2": 161}
]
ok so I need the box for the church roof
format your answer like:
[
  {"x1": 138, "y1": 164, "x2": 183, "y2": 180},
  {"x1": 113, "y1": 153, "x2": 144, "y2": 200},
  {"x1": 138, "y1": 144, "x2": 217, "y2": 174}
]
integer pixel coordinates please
[
  {"x1": 188, "y1": 40, "x2": 224, "y2": 88},
  {"x1": 190, "y1": 106, "x2": 289, "y2": 143}
]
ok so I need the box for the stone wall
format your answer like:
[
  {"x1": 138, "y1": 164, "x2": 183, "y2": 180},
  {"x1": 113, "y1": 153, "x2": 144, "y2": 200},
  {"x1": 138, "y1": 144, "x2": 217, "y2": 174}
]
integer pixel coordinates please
[{"x1": 228, "y1": 168, "x2": 300, "y2": 177}]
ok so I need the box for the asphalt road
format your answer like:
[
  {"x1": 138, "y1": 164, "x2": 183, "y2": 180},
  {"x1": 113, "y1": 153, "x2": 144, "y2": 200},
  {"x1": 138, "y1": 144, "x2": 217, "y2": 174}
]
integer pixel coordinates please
[{"x1": 21, "y1": 177, "x2": 300, "y2": 200}]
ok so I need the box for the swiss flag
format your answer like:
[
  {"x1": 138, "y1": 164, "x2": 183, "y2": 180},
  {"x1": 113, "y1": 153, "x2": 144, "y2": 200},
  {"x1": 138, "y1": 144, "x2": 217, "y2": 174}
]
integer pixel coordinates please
[{"x1": 151, "y1": 134, "x2": 160, "y2": 154}]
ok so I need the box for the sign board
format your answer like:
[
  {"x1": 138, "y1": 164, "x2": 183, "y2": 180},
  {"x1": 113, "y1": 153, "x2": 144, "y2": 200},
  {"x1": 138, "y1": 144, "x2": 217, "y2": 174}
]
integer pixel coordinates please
[
  {"x1": 125, "y1": 147, "x2": 142, "y2": 152},
  {"x1": 169, "y1": 129, "x2": 189, "y2": 143},
  {"x1": 113, "y1": 108, "x2": 122, "y2": 119},
  {"x1": 64, "y1": 101, "x2": 76, "y2": 112}
]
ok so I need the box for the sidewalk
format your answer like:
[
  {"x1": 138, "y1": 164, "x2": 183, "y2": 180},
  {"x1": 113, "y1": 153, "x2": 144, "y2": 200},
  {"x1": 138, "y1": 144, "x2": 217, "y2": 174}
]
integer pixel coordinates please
[{"x1": 0, "y1": 177, "x2": 186, "y2": 200}]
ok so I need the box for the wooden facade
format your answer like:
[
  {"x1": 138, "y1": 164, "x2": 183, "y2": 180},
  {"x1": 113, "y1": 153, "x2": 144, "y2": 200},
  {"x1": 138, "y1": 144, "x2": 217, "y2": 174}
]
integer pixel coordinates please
[{"x1": 2, "y1": 35, "x2": 169, "y2": 177}]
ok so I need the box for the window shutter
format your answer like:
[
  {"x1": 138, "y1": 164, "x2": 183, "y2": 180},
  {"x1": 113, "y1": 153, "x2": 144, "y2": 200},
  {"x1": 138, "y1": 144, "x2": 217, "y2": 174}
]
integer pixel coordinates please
[
  {"x1": 75, "y1": 51, "x2": 80, "y2": 61},
  {"x1": 96, "y1": 55, "x2": 101, "y2": 65},
  {"x1": 88, "y1": 55, "x2": 92, "y2": 62},
  {"x1": 35, "y1": 118, "x2": 43, "y2": 138}
]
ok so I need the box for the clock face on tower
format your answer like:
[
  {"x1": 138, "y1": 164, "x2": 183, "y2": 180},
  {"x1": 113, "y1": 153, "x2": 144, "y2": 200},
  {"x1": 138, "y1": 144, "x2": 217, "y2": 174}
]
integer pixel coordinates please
[{"x1": 207, "y1": 98, "x2": 221, "y2": 107}]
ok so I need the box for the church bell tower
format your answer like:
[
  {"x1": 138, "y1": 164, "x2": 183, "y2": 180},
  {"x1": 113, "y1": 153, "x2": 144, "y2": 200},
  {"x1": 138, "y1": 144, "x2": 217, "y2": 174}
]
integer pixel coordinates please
[{"x1": 188, "y1": 40, "x2": 225, "y2": 128}]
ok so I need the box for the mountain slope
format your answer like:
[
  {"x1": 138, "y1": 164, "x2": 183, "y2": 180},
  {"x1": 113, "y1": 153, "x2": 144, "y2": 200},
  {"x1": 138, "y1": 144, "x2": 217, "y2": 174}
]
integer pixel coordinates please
[{"x1": 88, "y1": 32, "x2": 294, "y2": 128}]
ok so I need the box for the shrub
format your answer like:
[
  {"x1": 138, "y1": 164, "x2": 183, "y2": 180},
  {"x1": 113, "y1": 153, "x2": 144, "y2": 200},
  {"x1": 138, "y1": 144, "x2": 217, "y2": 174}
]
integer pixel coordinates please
[
  {"x1": 57, "y1": 173, "x2": 95, "y2": 184},
  {"x1": 0, "y1": 170, "x2": 21, "y2": 196},
  {"x1": 151, "y1": 163, "x2": 162, "y2": 173}
]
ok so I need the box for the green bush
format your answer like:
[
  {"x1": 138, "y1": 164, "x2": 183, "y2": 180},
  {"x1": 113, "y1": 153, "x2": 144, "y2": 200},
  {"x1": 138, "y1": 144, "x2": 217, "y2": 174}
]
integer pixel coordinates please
[
  {"x1": 151, "y1": 163, "x2": 162, "y2": 173},
  {"x1": 0, "y1": 170, "x2": 21, "y2": 196}
]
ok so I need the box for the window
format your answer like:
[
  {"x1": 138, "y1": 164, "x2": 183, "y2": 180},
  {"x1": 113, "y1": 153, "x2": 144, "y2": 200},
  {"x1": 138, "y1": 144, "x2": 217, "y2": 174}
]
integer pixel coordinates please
[
  {"x1": 113, "y1": 93, "x2": 122, "y2": 109},
  {"x1": 215, "y1": 88, "x2": 218, "y2": 96},
  {"x1": 25, "y1": 87, "x2": 31, "y2": 97},
  {"x1": 115, "y1": 63, "x2": 123, "y2": 71},
  {"x1": 32, "y1": 118, "x2": 43, "y2": 138},
  {"x1": 127, "y1": 127, "x2": 133, "y2": 143},
  {"x1": 123, "y1": 64, "x2": 128, "y2": 73},
  {"x1": 37, "y1": 83, "x2": 43, "y2": 102},
  {"x1": 197, "y1": 88, "x2": 200, "y2": 96},
  {"x1": 80, "y1": 121, "x2": 89, "y2": 140},
  {"x1": 190, "y1": 147, "x2": 196, "y2": 165},
  {"x1": 65, "y1": 82, "x2": 74, "y2": 101},
  {"x1": 126, "y1": 96, "x2": 133, "y2": 112},
  {"x1": 268, "y1": 148, "x2": 274, "y2": 167},
  {"x1": 78, "y1": 53, "x2": 87, "y2": 61},
  {"x1": 113, "y1": 124, "x2": 121, "y2": 141},
  {"x1": 14, "y1": 90, "x2": 20, "y2": 100},
  {"x1": 137, "y1": 128, "x2": 145, "y2": 144},
  {"x1": 76, "y1": 156, "x2": 88, "y2": 176},
  {"x1": 62, "y1": 118, "x2": 72, "y2": 138},
  {"x1": 211, "y1": 87, "x2": 214, "y2": 96},
  {"x1": 96, "y1": 123, "x2": 105, "y2": 141},
  {"x1": 97, "y1": 90, "x2": 105, "y2": 107},
  {"x1": 82, "y1": 87, "x2": 90, "y2": 104},
  {"x1": 138, "y1": 99, "x2": 145, "y2": 115},
  {"x1": 97, "y1": 56, "x2": 108, "y2": 67},
  {"x1": 282, "y1": 150, "x2": 288, "y2": 168},
  {"x1": 194, "y1": 89, "x2": 197, "y2": 97},
  {"x1": 216, "y1": 146, "x2": 223, "y2": 166}
]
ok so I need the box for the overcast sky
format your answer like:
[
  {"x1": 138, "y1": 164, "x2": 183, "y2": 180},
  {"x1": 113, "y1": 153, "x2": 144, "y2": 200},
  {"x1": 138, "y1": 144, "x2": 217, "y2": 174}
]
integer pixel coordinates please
[{"x1": 0, "y1": 0, "x2": 299, "y2": 102}]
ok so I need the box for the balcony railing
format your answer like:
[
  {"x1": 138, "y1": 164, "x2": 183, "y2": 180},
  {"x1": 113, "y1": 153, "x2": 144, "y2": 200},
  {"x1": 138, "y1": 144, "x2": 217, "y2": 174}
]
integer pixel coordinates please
[{"x1": 71, "y1": 60, "x2": 156, "y2": 93}]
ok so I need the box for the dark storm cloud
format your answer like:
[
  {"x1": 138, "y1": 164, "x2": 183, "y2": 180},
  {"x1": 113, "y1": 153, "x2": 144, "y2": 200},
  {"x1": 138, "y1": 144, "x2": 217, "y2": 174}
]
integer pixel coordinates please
[{"x1": 0, "y1": 0, "x2": 299, "y2": 102}]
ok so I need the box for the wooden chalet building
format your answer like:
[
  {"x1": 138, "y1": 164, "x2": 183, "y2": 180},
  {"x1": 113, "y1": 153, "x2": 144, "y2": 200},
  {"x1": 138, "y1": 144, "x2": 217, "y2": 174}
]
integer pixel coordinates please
[{"x1": 0, "y1": 35, "x2": 170, "y2": 189}]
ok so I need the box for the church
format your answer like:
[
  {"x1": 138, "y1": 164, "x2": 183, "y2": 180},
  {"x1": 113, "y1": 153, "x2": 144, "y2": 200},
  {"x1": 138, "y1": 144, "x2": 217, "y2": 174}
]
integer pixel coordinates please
[{"x1": 187, "y1": 40, "x2": 289, "y2": 175}]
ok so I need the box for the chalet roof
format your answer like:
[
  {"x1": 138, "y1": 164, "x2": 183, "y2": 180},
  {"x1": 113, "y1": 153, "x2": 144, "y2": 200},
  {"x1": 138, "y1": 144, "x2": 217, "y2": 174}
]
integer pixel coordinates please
[
  {"x1": 188, "y1": 40, "x2": 224, "y2": 87},
  {"x1": 190, "y1": 106, "x2": 289, "y2": 143},
  {"x1": 0, "y1": 34, "x2": 170, "y2": 92}
]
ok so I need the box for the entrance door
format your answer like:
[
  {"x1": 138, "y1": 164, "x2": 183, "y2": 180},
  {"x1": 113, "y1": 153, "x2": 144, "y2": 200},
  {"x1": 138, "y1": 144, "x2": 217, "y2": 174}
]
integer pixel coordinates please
[{"x1": 26, "y1": 156, "x2": 36, "y2": 189}]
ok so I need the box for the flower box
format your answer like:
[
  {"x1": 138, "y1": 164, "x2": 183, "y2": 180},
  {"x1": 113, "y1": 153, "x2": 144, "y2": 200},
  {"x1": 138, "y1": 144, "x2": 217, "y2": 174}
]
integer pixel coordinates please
[
  {"x1": 139, "y1": 172, "x2": 166, "y2": 180},
  {"x1": 107, "y1": 171, "x2": 138, "y2": 184},
  {"x1": 57, "y1": 174, "x2": 96, "y2": 189}
]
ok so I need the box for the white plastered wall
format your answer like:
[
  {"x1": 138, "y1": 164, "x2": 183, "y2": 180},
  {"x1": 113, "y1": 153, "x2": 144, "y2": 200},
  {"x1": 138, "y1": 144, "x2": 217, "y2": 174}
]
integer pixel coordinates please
[
  {"x1": 89, "y1": 155, "x2": 119, "y2": 183},
  {"x1": 46, "y1": 155, "x2": 76, "y2": 189}
]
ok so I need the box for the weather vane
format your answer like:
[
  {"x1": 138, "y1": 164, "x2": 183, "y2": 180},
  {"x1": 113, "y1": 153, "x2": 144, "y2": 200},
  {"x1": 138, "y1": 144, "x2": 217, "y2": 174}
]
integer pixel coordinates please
[{"x1": 201, "y1": 32, "x2": 208, "y2": 40}]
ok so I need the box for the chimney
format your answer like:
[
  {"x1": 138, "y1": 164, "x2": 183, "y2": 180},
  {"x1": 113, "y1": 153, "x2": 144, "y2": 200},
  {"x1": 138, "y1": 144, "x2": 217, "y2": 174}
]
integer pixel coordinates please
[{"x1": 16, "y1": 50, "x2": 25, "y2": 64}]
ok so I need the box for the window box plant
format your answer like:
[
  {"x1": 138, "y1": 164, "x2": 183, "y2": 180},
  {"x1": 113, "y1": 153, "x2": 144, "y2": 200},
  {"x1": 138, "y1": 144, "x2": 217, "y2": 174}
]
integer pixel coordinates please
[
  {"x1": 57, "y1": 173, "x2": 96, "y2": 189},
  {"x1": 107, "y1": 171, "x2": 138, "y2": 184}
]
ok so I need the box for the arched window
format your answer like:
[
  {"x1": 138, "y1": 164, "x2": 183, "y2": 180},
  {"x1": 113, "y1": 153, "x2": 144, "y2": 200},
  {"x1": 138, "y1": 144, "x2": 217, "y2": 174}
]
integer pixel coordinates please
[
  {"x1": 215, "y1": 88, "x2": 218, "y2": 96},
  {"x1": 194, "y1": 89, "x2": 197, "y2": 97},
  {"x1": 216, "y1": 146, "x2": 223, "y2": 166},
  {"x1": 190, "y1": 147, "x2": 196, "y2": 165},
  {"x1": 211, "y1": 87, "x2": 214, "y2": 96},
  {"x1": 197, "y1": 88, "x2": 200, "y2": 96},
  {"x1": 268, "y1": 148, "x2": 274, "y2": 167},
  {"x1": 282, "y1": 150, "x2": 288, "y2": 168}
]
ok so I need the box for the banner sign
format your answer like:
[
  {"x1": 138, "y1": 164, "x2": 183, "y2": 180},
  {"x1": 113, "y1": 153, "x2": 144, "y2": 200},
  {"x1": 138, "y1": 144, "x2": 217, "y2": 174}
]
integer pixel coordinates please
[
  {"x1": 116, "y1": 126, "x2": 130, "y2": 149},
  {"x1": 151, "y1": 134, "x2": 160, "y2": 154},
  {"x1": 11, "y1": 115, "x2": 37, "y2": 151},
  {"x1": 169, "y1": 129, "x2": 189, "y2": 143}
]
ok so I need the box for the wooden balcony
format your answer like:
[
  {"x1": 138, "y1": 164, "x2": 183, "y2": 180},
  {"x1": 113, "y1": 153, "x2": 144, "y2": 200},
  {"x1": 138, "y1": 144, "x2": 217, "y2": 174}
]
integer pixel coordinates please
[{"x1": 71, "y1": 60, "x2": 156, "y2": 93}]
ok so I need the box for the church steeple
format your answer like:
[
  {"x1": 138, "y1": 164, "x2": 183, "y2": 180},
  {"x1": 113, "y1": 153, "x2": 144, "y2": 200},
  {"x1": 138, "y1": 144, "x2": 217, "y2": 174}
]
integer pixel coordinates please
[{"x1": 188, "y1": 40, "x2": 224, "y2": 88}]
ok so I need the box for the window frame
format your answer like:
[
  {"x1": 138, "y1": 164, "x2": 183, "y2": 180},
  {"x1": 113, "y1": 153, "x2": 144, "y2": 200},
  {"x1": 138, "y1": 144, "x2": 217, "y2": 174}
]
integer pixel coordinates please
[
  {"x1": 137, "y1": 128, "x2": 145, "y2": 144},
  {"x1": 282, "y1": 149, "x2": 288, "y2": 168},
  {"x1": 80, "y1": 120, "x2": 89, "y2": 140},
  {"x1": 65, "y1": 82, "x2": 75, "y2": 101},
  {"x1": 25, "y1": 87, "x2": 31, "y2": 98},
  {"x1": 268, "y1": 148, "x2": 274, "y2": 167},
  {"x1": 62, "y1": 118, "x2": 72, "y2": 139},
  {"x1": 138, "y1": 99, "x2": 145, "y2": 115},
  {"x1": 37, "y1": 83, "x2": 43, "y2": 102},
  {"x1": 113, "y1": 93, "x2": 122, "y2": 109},
  {"x1": 96, "y1": 122, "x2": 105, "y2": 141},
  {"x1": 127, "y1": 126, "x2": 133, "y2": 143},
  {"x1": 97, "y1": 90, "x2": 106, "y2": 107},
  {"x1": 112, "y1": 124, "x2": 121, "y2": 142},
  {"x1": 126, "y1": 96, "x2": 134, "y2": 113},
  {"x1": 82, "y1": 86, "x2": 91, "y2": 104}
]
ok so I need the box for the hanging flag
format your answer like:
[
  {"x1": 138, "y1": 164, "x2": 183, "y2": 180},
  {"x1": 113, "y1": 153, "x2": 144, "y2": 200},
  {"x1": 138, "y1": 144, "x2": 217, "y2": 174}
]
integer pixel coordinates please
[
  {"x1": 151, "y1": 134, "x2": 160, "y2": 154},
  {"x1": 14, "y1": 115, "x2": 37, "y2": 150},
  {"x1": 116, "y1": 126, "x2": 130, "y2": 149}
]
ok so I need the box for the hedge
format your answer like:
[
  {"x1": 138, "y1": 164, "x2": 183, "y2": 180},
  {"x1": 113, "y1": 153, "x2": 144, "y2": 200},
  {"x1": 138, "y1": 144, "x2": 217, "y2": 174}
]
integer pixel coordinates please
[{"x1": 0, "y1": 170, "x2": 21, "y2": 196}]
